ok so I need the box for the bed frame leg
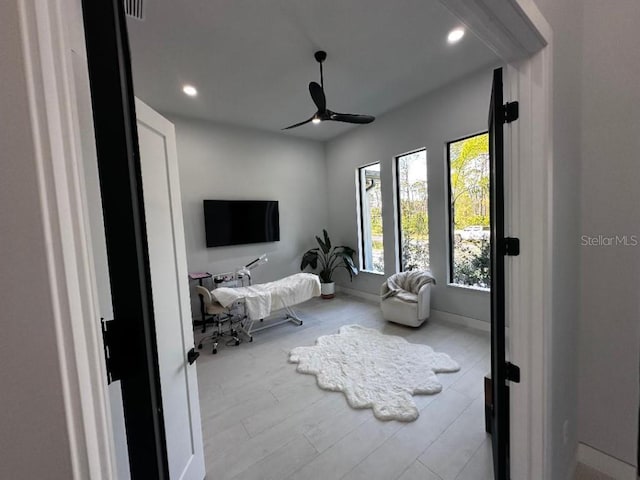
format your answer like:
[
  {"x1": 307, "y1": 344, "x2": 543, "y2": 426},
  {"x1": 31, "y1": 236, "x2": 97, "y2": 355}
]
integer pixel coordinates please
[
  {"x1": 284, "y1": 306, "x2": 303, "y2": 326},
  {"x1": 242, "y1": 306, "x2": 304, "y2": 338}
]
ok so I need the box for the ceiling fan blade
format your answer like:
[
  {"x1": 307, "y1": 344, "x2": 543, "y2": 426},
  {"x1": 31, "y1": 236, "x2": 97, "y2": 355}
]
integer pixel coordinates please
[
  {"x1": 282, "y1": 115, "x2": 315, "y2": 130},
  {"x1": 309, "y1": 82, "x2": 326, "y2": 111},
  {"x1": 329, "y1": 112, "x2": 375, "y2": 124}
]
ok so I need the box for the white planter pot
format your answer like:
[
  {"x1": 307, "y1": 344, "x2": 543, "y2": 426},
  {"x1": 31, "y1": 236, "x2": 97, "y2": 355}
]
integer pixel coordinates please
[{"x1": 320, "y1": 282, "x2": 335, "y2": 299}]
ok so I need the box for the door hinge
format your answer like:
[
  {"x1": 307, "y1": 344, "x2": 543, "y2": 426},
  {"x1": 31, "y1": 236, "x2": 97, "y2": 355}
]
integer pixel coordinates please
[
  {"x1": 503, "y1": 101, "x2": 519, "y2": 123},
  {"x1": 101, "y1": 318, "x2": 123, "y2": 384},
  {"x1": 506, "y1": 362, "x2": 521, "y2": 383},
  {"x1": 501, "y1": 237, "x2": 520, "y2": 256}
]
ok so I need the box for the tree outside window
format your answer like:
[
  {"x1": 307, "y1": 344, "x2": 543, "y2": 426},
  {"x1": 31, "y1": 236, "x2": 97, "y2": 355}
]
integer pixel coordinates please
[
  {"x1": 448, "y1": 133, "x2": 490, "y2": 288},
  {"x1": 396, "y1": 149, "x2": 429, "y2": 271}
]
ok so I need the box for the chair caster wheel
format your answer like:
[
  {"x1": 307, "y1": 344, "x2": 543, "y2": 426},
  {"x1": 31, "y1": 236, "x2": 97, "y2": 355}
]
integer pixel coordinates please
[
  {"x1": 212, "y1": 348, "x2": 217, "y2": 354},
  {"x1": 234, "y1": 340, "x2": 240, "y2": 346},
  {"x1": 197, "y1": 344, "x2": 202, "y2": 349},
  {"x1": 249, "y1": 337, "x2": 253, "y2": 343},
  {"x1": 300, "y1": 321, "x2": 303, "y2": 325}
]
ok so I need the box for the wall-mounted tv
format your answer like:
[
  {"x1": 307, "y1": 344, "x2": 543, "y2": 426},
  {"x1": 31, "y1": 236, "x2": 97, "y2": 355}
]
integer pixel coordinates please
[{"x1": 203, "y1": 200, "x2": 280, "y2": 247}]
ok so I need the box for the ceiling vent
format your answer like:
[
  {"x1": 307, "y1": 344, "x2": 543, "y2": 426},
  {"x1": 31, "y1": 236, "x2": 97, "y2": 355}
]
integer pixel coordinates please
[{"x1": 124, "y1": 0, "x2": 144, "y2": 20}]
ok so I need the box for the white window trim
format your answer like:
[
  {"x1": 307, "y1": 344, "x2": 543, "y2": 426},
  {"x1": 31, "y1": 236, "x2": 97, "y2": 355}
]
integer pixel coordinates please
[{"x1": 356, "y1": 162, "x2": 384, "y2": 274}]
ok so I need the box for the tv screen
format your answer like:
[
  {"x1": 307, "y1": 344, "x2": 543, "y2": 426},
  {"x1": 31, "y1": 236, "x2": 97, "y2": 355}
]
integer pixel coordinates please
[{"x1": 203, "y1": 200, "x2": 280, "y2": 247}]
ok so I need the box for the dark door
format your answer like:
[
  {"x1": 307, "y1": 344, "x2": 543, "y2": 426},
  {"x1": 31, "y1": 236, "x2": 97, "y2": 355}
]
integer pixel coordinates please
[
  {"x1": 489, "y1": 67, "x2": 519, "y2": 480},
  {"x1": 81, "y1": 0, "x2": 170, "y2": 478}
]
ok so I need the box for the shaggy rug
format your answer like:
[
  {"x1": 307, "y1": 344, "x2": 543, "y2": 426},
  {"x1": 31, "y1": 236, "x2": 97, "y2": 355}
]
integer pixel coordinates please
[{"x1": 288, "y1": 325, "x2": 460, "y2": 422}]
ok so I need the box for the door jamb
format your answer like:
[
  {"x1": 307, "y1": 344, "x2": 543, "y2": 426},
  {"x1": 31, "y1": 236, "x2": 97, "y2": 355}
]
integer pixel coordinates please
[
  {"x1": 441, "y1": 1, "x2": 553, "y2": 478},
  {"x1": 15, "y1": 0, "x2": 118, "y2": 477},
  {"x1": 16, "y1": 0, "x2": 554, "y2": 477}
]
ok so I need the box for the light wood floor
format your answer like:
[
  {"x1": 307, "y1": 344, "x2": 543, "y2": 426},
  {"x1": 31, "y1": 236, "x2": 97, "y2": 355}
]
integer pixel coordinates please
[{"x1": 195, "y1": 295, "x2": 493, "y2": 480}]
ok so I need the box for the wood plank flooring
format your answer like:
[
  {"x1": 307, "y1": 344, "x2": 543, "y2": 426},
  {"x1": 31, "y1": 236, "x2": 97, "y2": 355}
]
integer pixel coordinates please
[{"x1": 195, "y1": 295, "x2": 493, "y2": 480}]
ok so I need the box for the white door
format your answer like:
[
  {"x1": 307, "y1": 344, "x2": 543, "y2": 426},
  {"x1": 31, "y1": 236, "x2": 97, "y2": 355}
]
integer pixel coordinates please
[
  {"x1": 136, "y1": 98, "x2": 206, "y2": 480},
  {"x1": 79, "y1": 87, "x2": 205, "y2": 477}
]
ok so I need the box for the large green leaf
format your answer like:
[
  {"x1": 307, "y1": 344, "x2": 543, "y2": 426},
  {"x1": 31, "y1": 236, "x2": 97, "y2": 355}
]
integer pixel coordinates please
[
  {"x1": 300, "y1": 249, "x2": 319, "y2": 270},
  {"x1": 322, "y1": 229, "x2": 332, "y2": 251},
  {"x1": 302, "y1": 231, "x2": 359, "y2": 283},
  {"x1": 336, "y1": 251, "x2": 359, "y2": 280},
  {"x1": 315, "y1": 236, "x2": 330, "y2": 254},
  {"x1": 337, "y1": 245, "x2": 356, "y2": 257}
]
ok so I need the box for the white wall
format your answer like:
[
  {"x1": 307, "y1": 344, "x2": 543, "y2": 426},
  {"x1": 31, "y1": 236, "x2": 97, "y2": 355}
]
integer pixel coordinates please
[
  {"x1": 168, "y1": 116, "x2": 328, "y2": 316},
  {"x1": 534, "y1": 0, "x2": 640, "y2": 475},
  {"x1": 325, "y1": 68, "x2": 494, "y2": 322},
  {"x1": 576, "y1": 0, "x2": 640, "y2": 468},
  {"x1": 0, "y1": 1, "x2": 74, "y2": 478}
]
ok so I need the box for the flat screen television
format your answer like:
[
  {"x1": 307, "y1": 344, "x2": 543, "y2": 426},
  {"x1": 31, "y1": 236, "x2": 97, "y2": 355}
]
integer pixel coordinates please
[{"x1": 203, "y1": 200, "x2": 280, "y2": 247}]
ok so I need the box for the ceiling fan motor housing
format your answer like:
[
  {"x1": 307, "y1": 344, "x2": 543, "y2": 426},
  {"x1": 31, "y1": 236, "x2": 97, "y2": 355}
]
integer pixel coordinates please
[{"x1": 314, "y1": 50, "x2": 327, "y2": 63}]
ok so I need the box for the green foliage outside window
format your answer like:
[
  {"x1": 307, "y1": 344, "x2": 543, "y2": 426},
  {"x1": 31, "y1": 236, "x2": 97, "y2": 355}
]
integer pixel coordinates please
[
  {"x1": 397, "y1": 150, "x2": 429, "y2": 271},
  {"x1": 449, "y1": 133, "x2": 491, "y2": 288}
]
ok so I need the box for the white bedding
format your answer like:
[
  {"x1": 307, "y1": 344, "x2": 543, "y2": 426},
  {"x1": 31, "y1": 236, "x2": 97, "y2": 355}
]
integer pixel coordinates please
[{"x1": 211, "y1": 273, "x2": 321, "y2": 320}]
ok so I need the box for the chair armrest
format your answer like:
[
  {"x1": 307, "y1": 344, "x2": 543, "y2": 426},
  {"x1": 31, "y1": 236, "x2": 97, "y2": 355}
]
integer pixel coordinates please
[
  {"x1": 417, "y1": 283, "x2": 430, "y2": 295},
  {"x1": 417, "y1": 283, "x2": 431, "y2": 318},
  {"x1": 380, "y1": 279, "x2": 390, "y2": 297}
]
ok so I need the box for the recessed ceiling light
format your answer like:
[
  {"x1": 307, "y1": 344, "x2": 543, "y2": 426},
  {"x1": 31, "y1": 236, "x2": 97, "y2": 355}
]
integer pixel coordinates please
[
  {"x1": 182, "y1": 85, "x2": 197, "y2": 97},
  {"x1": 447, "y1": 28, "x2": 465, "y2": 44},
  {"x1": 312, "y1": 117, "x2": 322, "y2": 125}
]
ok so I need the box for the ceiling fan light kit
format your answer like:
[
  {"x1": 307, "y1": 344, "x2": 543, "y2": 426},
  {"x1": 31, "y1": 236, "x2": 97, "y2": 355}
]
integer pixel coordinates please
[{"x1": 283, "y1": 51, "x2": 375, "y2": 130}]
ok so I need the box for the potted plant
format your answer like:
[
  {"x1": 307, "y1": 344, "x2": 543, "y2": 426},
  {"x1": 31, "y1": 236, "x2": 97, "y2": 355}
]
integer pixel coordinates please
[{"x1": 300, "y1": 229, "x2": 358, "y2": 299}]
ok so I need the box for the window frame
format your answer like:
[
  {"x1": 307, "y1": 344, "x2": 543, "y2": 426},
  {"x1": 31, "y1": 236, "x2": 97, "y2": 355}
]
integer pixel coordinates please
[
  {"x1": 357, "y1": 161, "x2": 384, "y2": 274},
  {"x1": 395, "y1": 147, "x2": 428, "y2": 272},
  {"x1": 446, "y1": 131, "x2": 490, "y2": 288}
]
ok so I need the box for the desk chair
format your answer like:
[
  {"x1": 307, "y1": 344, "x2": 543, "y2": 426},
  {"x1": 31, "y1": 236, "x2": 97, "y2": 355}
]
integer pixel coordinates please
[{"x1": 195, "y1": 285, "x2": 241, "y2": 354}]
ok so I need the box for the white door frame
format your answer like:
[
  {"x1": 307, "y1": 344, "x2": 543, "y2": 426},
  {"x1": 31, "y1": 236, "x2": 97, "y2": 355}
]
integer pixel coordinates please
[
  {"x1": 16, "y1": 0, "x2": 118, "y2": 477},
  {"x1": 16, "y1": 0, "x2": 554, "y2": 478},
  {"x1": 442, "y1": 2, "x2": 553, "y2": 479}
]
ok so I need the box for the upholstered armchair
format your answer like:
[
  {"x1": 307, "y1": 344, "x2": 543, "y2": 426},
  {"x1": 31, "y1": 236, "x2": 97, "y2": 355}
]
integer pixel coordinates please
[{"x1": 380, "y1": 271, "x2": 434, "y2": 327}]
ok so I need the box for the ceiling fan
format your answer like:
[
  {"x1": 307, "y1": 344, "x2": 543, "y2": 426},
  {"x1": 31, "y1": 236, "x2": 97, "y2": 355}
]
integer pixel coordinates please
[{"x1": 283, "y1": 51, "x2": 375, "y2": 130}]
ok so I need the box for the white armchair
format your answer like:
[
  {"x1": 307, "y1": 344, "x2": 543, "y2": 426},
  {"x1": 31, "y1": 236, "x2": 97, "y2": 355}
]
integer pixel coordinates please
[{"x1": 380, "y1": 271, "x2": 434, "y2": 327}]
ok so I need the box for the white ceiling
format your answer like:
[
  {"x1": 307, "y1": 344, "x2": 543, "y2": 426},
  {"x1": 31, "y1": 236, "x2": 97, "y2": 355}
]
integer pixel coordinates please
[{"x1": 127, "y1": 0, "x2": 499, "y2": 141}]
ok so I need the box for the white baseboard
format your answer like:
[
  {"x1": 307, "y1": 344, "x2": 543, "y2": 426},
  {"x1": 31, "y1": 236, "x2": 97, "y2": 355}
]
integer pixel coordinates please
[
  {"x1": 336, "y1": 285, "x2": 379, "y2": 303},
  {"x1": 429, "y1": 309, "x2": 490, "y2": 332},
  {"x1": 336, "y1": 286, "x2": 489, "y2": 332},
  {"x1": 577, "y1": 443, "x2": 637, "y2": 480}
]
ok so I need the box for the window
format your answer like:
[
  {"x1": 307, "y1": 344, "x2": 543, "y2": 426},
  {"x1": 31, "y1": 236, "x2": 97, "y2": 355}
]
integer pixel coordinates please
[
  {"x1": 358, "y1": 163, "x2": 384, "y2": 273},
  {"x1": 447, "y1": 133, "x2": 490, "y2": 288},
  {"x1": 396, "y1": 149, "x2": 429, "y2": 271}
]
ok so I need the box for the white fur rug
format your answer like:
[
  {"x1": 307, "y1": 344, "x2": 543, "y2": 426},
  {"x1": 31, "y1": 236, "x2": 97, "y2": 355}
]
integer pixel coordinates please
[{"x1": 289, "y1": 325, "x2": 460, "y2": 422}]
